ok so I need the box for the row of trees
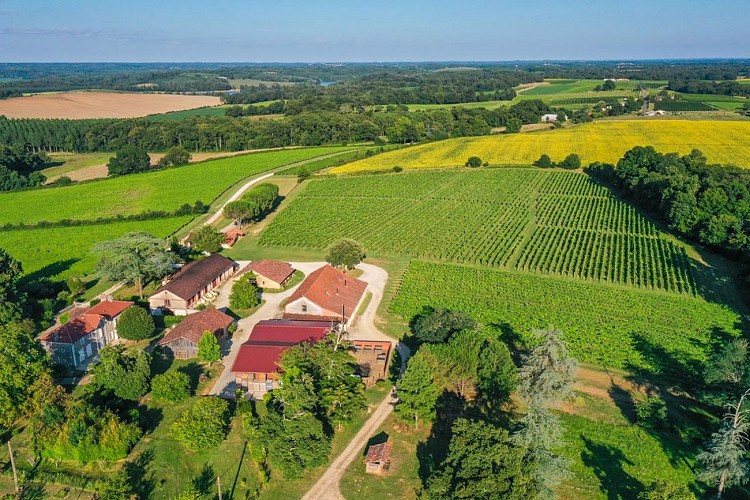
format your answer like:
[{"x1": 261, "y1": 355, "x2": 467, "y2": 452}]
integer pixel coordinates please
[
  {"x1": 0, "y1": 101, "x2": 553, "y2": 154},
  {"x1": 587, "y1": 146, "x2": 750, "y2": 253},
  {"x1": 224, "y1": 182, "x2": 280, "y2": 229}
]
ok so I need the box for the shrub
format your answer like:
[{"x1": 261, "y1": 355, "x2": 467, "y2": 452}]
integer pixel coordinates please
[
  {"x1": 117, "y1": 306, "x2": 155, "y2": 340},
  {"x1": 171, "y1": 397, "x2": 230, "y2": 451},
  {"x1": 151, "y1": 370, "x2": 191, "y2": 402},
  {"x1": 533, "y1": 154, "x2": 554, "y2": 168},
  {"x1": 158, "y1": 146, "x2": 192, "y2": 168},
  {"x1": 635, "y1": 396, "x2": 668, "y2": 430},
  {"x1": 393, "y1": 166, "x2": 403, "y2": 172},
  {"x1": 559, "y1": 153, "x2": 582, "y2": 170},
  {"x1": 637, "y1": 480, "x2": 693, "y2": 500},
  {"x1": 465, "y1": 156, "x2": 483, "y2": 168},
  {"x1": 230, "y1": 274, "x2": 260, "y2": 310}
]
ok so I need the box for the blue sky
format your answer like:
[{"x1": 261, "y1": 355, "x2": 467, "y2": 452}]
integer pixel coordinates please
[{"x1": 0, "y1": 0, "x2": 747, "y2": 62}]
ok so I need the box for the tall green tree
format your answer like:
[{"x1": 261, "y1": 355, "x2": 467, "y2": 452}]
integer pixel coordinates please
[
  {"x1": 477, "y1": 338, "x2": 518, "y2": 406},
  {"x1": 325, "y1": 238, "x2": 365, "y2": 270},
  {"x1": 409, "y1": 306, "x2": 477, "y2": 344},
  {"x1": 698, "y1": 388, "x2": 750, "y2": 499},
  {"x1": 229, "y1": 274, "x2": 260, "y2": 310},
  {"x1": 107, "y1": 146, "x2": 150, "y2": 176},
  {"x1": 94, "y1": 232, "x2": 179, "y2": 299},
  {"x1": 0, "y1": 322, "x2": 49, "y2": 428},
  {"x1": 223, "y1": 200, "x2": 258, "y2": 229},
  {"x1": 197, "y1": 331, "x2": 221, "y2": 366},
  {"x1": 192, "y1": 225, "x2": 224, "y2": 253},
  {"x1": 395, "y1": 351, "x2": 439, "y2": 428},
  {"x1": 0, "y1": 248, "x2": 24, "y2": 325},
  {"x1": 158, "y1": 146, "x2": 191, "y2": 168},
  {"x1": 116, "y1": 305, "x2": 155, "y2": 340},
  {"x1": 171, "y1": 397, "x2": 230, "y2": 451},
  {"x1": 92, "y1": 345, "x2": 151, "y2": 401},
  {"x1": 515, "y1": 326, "x2": 578, "y2": 499},
  {"x1": 427, "y1": 418, "x2": 533, "y2": 498}
]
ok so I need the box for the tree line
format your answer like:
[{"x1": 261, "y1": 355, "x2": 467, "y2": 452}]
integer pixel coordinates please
[
  {"x1": 0, "y1": 100, "x2": 552, "y2": 154},
  {"x1": 587, "y1": 146, "x2": 750, "y2": 255},
  {"x1": 0, "y1": 145, "x2": 48, "y2": 191}
]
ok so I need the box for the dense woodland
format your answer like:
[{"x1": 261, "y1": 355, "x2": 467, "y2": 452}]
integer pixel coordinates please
[
  {"x1": 587, "y1": 147, "x2": 750, "y2": 255},
  {"x1": 0, "y1": 100, "x2": 552, "y2": 154}
]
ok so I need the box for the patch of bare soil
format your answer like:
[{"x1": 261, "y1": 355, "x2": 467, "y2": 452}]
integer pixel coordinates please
[{"x1": 0, "y1": 91, "x2": 220, "y2": 119}]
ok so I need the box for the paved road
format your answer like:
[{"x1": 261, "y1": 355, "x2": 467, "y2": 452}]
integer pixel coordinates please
[{"x1": 303, "y1": 265, "x2": 411, "y2": 500}]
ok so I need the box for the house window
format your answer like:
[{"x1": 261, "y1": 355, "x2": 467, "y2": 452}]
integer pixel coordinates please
[{"x1": 301, "y1": 304, "x2": 307, "y2": 313}]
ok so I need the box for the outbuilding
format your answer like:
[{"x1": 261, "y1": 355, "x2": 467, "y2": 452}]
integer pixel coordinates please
[
  {"x1": 157, "y1": 308, "x2": 234, "y2": 359},
  {"x1": 245, "y1": 259, "x2": 295, "y2": 289}
]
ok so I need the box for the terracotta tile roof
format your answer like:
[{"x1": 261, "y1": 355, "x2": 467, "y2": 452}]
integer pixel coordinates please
[
  {"x1": 365, "y1": 442, "x2": 392, "y2": 463},
  {"x1": 248, "y1": 259, "x2": 295, "y2": 285},
  {"x1": 39, "y1": 300, "x2": 133, "y2": 344},
  {"x1": 158, "y1": 308, "x2": 234, "y2": 346},
  {"x1": 285, "y1": 265, "x2": 367, "y2": 320},
  {"x1": 230, "y1": 320, "x2": 332, "y2": 374},
  {"x1": 152, "y1": 254, "x2": 235, "y2": 301}
]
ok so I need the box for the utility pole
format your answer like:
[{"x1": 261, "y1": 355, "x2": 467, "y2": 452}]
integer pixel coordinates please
[
  {"x1": 217, "y1": 475, "x2": 223, "y2": 500},
  {"x1": 7, "y1": 441, "x2": 19, "y2": 493}
]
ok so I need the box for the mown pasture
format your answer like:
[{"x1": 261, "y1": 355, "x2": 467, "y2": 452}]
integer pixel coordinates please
[
  {"x1": 0, "y1": 146, "x2": 350, "y2": 227},
  {"x1": 388, "y1": 260, "x2": 740, "y2": 373},
  {"x1": 332, "y1": 120, "x2": 750, "y2": 173},
  {"x1": 260, "y1": 169, "x2": 696, "y2": 294}
]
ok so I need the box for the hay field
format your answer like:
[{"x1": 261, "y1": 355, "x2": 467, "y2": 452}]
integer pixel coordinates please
[
  {"x1": 332, "y1": 120, "x2": 750, "y2": 173},
  {"x1": 0, "y1": 92, "x2": 221, "y2": 119}
]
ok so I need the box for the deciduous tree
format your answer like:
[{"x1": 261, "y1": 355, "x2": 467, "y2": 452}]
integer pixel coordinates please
[
  {"x1": 325, "y1": 238, "x2": 365, "y2": 270},
  {"x1": 171, "y1": 397, "x2": 230, "y2": 451},
  {"x1": 116, "y1": 305, "x2": 155, "y2": 340},
  {"x1": 92, "y1": 345, "x2": 151, "y2": 401},
  {"x1": 158, "y1": 145, "x2": 192, "y2": 168},
  {"x1": 192, "y1": 226, "x2": 224, "y2": 253},
  {"x1": 409, "y1": 306, "x2": 477, "y2": 344},
  {"x1": 197, "y1": 331, "x2": 221, "y2": 366},
  {"x1": 107, "y1": 146, "x2": 150, "y2": 176},
  {"x1": 151, "y1": 370, "x2": 191, "y2": 402},
  {"x1": 395, "y1": 351, "x2": 438, "y2": 428},
  {"x1": 94, "y1": 232, "x2": 179, "y2": 299},
  {"x1": 230, "y1": 274, "x2": 260, "y2": 310}
]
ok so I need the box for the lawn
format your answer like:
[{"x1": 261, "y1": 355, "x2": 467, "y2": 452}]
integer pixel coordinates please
[{"x1": 332, "y1": 120, "x2": 750, "y2": 173}]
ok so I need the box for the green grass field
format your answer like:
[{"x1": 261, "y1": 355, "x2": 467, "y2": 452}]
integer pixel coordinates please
[
  {"x1": 40, "y1": 152, "x2": 112, "y2": 178},
  {"x1": 0, "y1": 147, "x2": 350, "y2": 227},
  {"x1": 260, "y1": 169, "x2": 696, "y2": 294}
]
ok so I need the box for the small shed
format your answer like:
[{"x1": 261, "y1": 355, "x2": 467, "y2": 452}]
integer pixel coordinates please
[
  {"x1": 364, "y1": 442, "x2": 392, "y2": 475},
  {"x1": 157, "y1": 308, "x2": 234, "y2": 359}
]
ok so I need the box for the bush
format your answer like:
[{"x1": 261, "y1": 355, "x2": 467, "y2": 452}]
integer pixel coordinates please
[
  {"x1": 171, "y1": 397, "x2": 230, "y2": 451},
  {"x1": 117, "y1": 306, "x2": 155, "y2": 340},
  {"x1": 635, "y1": 396, "x2": 668, "y2": 430},
  {"x1": 465, "y1": 156, "x2": 483, "y2": 168},
  {"x1": 559, "y1": 153, "x2": 582, "y2": 170},
  {"x1": 230, "y1": 274, "x2": 260, "y2": 310},
  {"x1": 637, "y1": 480, "x2": 693, "y2": 500},
  {"x1": 533, "y1": 154, "x2": 554, "y2": 168},
  {"x1": 393, "y1": 166, "x2": 403, "y2": 172},
  {"x1": 151, "y1": 370, "x2": 191, "y2": 402},
  {"x1": 158, "y1": 146, "x2": 192, "y2": 168}
]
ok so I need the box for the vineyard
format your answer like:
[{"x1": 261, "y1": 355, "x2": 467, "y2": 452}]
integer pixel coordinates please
[
  {"x1": 331, "y1": 120, "x2": 750, "y2": 173},
  {"x1": 260, "y1": 169, "x2": 697, "y2": 294},
  {"x1": 388, "y1": 260, "x2": 740, "y2": 372},
  {"x1": 0, "y1": 146, "x2": 350, "y2": 227},
  {"x1": 654, "y1": 101, "x2": 715, "y2": 111}
]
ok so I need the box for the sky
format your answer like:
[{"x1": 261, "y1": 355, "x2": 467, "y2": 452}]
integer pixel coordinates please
[{"x1": 0, "y1": 0, "x2": 747, "y2": 62}]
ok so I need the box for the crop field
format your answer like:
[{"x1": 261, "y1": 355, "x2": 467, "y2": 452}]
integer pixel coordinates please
[
  {"x1": 655, "y1": 101, "x2": 715, "y2": 111},
  {"x1": 0, "y1": 92, "x2": 221, "y2": 119},
  {"x1": 332, "y1": 120, "x2": 750, "y2": 173},
  {"x1": 146, "y1": 105, "x2": 231, "y2": 120},
  {"x1": 0, "y1": 216, "x2": 193, "y2": 281},
  {"x1": 0, "y1": 147, "x2": 350, "y2": 227},
  {"x1": 261, "y1": 169, "x2": 696, "y2": 294},
  {"x1": 389, "y1": 260, "x2": 740, "y2": 371}
]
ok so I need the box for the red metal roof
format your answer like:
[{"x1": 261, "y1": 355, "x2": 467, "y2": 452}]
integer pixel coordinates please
[
  {"x1": 285, "y1": 265, "x2": 367, "y2": 320},
  {"x1": 231, "y1": 344, "x2": 288, "y2": 374},
  {"x1": 230, "y1": 320, "x2": 333, "y2": 374},
  {"x1": 158, "y1": 308, "x2": 234, "y2": 346}
]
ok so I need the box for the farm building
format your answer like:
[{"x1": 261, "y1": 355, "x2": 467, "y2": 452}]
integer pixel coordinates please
[
  {"x1": 149, "y1": 253, "x2": 237, "y2": 315},
  {"x1": 641, "y1": 110, "x2": 667, "y2": 117},
  {"x1": 364, "y1": 442, "x2": 392, "y2": 475},
  {"x1": 283, "y1": 264, "x2": 367, "y2": 326},
  {"x1": 245, "y1": 259, "x2": 295, "y2": 289},
  {"x1": 39, "y1": 300, "x2": 133, "y2": 368},
  {"x1": 353, "y1": 340, "x2": 392, "y2": 387},
  {"x1": 541, "y1": 113, "x2": 559, "y2": 123},
  {"x1": 157, "y1": 308, "x2": 234, "y2": 359},
  {"x1": 221, "y1": 229, "x2": 246, "y2": 249},
  {"x1": 231, "y1": 320, "x2": 333, "y2": 395}
]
